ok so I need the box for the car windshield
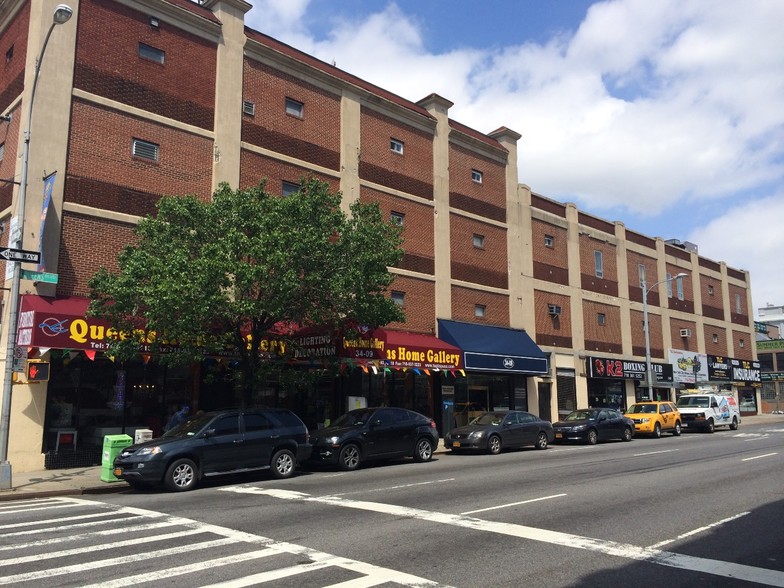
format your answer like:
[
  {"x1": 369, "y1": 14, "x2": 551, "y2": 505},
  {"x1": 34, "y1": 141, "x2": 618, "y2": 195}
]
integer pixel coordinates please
[
  {"x1": 162, "y1": 413, "x2": 214, "y2": 438},
  {"x1": 564, "y1": 410, "x2": 597, "y2": 421},
  {"x1": 677, "y1": 397, "x2": 709, "y2": 408},
  {"x1": 627, "y1": 404, "x2": 656, "y2": 414},
  {"x1": 332, "y1": 409, "x2": 376, "y2": 427},
  {"x1": 471, "y1": 413, "x2": 504, "y2": 426}
]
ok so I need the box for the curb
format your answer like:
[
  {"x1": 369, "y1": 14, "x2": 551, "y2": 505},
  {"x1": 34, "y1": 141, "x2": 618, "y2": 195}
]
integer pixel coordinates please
[{"x1": 0, "y1": 483, "x2": 129, "y2": 503}]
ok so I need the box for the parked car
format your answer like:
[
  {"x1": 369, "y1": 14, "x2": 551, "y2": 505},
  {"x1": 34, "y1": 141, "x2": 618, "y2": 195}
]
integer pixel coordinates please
[
  {"x1": 308, "y1": 407, "x2": 438, "y2": 471},
  {"x1": 113, "y1": 408, "x2": 312, "y2": 492},
  {"x1": 625, "y1": 401, "x2": 682, "y2": 437},
  {"x1": 444, "y1": 410, "x2": 554, "y2": 454},
  {"x1": 676, "y1": 392, "x2": 741, "y2": 432},
  {"x1": 552, "y1": 408, "x2": 634, "y2": 444}
]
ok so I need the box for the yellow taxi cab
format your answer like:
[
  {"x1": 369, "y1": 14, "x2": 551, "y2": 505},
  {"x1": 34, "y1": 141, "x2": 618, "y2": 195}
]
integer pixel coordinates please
[{"x1": 624, "y1": 401, "x2": 681, "y2": 438}]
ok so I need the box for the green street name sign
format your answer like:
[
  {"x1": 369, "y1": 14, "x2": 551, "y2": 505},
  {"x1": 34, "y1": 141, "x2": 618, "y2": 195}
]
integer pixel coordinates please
[{"x1": 20, "y1": 270, "x2": 59, "y2": 283}]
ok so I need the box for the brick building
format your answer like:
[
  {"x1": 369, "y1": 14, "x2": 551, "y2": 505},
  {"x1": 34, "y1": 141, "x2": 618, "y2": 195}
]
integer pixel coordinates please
[{"x1": 0, "y1": 0, "x2": 758, "y2": 472}]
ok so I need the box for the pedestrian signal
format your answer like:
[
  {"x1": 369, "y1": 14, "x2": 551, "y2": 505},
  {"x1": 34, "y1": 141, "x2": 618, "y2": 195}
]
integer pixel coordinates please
[{"x1": 26, "y1": 361, "x2": 50, "y2": 382}]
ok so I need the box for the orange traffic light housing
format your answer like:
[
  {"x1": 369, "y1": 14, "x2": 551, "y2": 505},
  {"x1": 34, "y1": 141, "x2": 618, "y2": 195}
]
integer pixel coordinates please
[{"x1": 26, "y1": 360, "x2": 50, "y2": 382}]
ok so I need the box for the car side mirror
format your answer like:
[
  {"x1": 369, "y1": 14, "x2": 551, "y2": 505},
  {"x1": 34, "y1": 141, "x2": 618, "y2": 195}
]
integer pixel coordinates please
[{"x1": 203, "y1": 428, "x2": 216, "y2": 438}]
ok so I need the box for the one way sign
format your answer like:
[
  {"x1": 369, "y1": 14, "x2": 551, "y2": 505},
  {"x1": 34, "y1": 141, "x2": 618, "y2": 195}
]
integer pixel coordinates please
[{"x1": 0, "y1": 247, "x2": 40, "y2": 264}]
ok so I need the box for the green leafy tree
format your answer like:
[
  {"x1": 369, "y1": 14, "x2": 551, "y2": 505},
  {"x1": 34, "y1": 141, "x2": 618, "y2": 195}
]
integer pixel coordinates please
[{"x1": 88, "y1": 178, "x2": 405, "y2": 404}]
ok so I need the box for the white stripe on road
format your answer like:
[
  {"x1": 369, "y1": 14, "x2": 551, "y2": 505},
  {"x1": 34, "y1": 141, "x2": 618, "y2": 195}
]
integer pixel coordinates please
[
  {"x1": 648, "y1": 512, "x2": 751, "y2": 549},
  {"x1": 224, "y1": 487, "x2": 784, "y2": 587},
  {"x1": 461, "y1": 493, "x2": 566, "y2": 515},
  {"x1": 742, "y1": 452, "x2": 778, "y2": 461},
  {"x1": 332, "y1": 478, "x2": 455, "y2": 497},
  {"x1": 0, "y1": 509, "x2": 116, "y2": 530},
  {"x1": 632, "y1": 449, "x2": 679, "y2": 457}
]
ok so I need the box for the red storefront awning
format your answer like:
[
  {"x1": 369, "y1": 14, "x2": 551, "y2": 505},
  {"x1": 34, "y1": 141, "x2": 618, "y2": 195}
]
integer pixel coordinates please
[
  {"x1": 341, "y1": 327, "x2": 462, "y2": 370},
  {"x1": 17, "y1": 295, "x2": 111, "y2": 351}
]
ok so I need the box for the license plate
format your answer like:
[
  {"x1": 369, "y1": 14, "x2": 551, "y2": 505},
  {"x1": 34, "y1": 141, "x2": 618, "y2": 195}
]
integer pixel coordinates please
[
  {"x1": 453, "y1": 441, "x2": 461, "y2": 448},
  {"x1": 113, "y1": 468, "x2": 123, "y2": 477},
  {"x1": 555, "y1": 433, "x2": 563, "y2": 439}
]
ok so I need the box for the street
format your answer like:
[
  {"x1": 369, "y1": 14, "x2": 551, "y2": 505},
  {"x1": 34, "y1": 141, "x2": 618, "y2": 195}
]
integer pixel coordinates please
[{"x1": 2, "y1": 420, "x2": 784, "y2": 587}]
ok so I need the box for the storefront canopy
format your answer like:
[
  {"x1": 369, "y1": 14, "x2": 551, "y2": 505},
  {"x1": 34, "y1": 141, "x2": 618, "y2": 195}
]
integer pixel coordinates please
[
  {"x1": 17, "y1": 295, "x2": 106, "y2": 351},
  {"x1": 341, "y1": 327, "x2": 462, "y2": 370},
  {"x1": 437, "y1": 319, "x2": 548, "y2": 375}
]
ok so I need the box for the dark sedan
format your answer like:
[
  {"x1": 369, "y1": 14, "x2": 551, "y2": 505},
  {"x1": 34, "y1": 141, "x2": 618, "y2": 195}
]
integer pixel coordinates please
[
  {"x1": 308, "y1": 407, "x2": 439, "y2": 471},
  {"x1": 445, "y1": 410, "x2": 554, "y2": 454},
  {"x1": 552, "y1": 408, "x2": 634, "y2": 444}
]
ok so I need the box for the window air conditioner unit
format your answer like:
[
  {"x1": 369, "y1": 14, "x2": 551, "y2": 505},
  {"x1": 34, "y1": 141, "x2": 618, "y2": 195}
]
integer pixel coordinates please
[
  {"x1": 548, "y1": 304, "x2": 562, "y2": 316},
  {"x1": 680, "y1": 328, "x2": 692, "y2": 338}
]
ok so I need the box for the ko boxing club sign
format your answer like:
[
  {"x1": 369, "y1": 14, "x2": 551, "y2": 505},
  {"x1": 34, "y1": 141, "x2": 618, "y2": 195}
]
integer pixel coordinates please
[{"x1": 587, "y1": 356, "x2": 674, "y2": 385}]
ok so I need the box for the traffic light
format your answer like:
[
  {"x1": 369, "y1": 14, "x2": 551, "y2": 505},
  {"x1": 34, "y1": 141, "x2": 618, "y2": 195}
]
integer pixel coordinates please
[{"x1": 26, "y1": 361, "x2": 50, "y2": 382}]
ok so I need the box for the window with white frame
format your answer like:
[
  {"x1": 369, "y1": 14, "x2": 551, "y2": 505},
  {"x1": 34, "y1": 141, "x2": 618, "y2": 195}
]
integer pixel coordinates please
[
  {"x1": 471, "y1": 169, "x2": 483, "y2": 183},
  {"x1": 390, "y1": 211, "x2": 405, "y2": 226},
  {"x1": 132, "y1": 138, "x2": 159, "y2": 161},
  {"x1": 597, "y1": 313, "x2": 606, "y2": 326},
  {"x1": 666, "y1": 273, "x2": 673, "y2": 298},
  {"x1": 739, "y1": 339, "x2": 745, "y2": 348},
  {"x1": 138, "y1": 42, "x2": 165, "y2": 64},
  {"x1": 390, "y1": 138, "x2": 404, "y2": 154},
  {"x1": 391, "y1": 291, "x2": 405, "y2": 306},
  {"x1": 242, "y1": 100, "x2": 255, "y2": 117},
  {"x1": 676, "y1": 275, "x2": 684, "y2": 300},
  {"x1": 475, "y1": 304, "x2": 486, "y2": 318},
  {"x1": 707, "y1": 284, "x2": 714, "y2": 296},
  {"x1": 544, "y1": 234, "x2": 554, "y2": 248},
  {"x1": 712, "y1": 333, "x2": 719, "y2": 343},
  {"x1": 285, "y1": 97, "x2": 304, "y2": 118},
  {"x1": 282, "y1": 181, "x2": 299, "y2": 196},
  {"x1": 594, "y1": 251, "x2": 603, "y2": 278},
  {"x1": 638, "y1": 264, "x2": 646, "y2": 288},
  {"x1": 473, "y1": 234, "x2": 485, "y2": 249}
]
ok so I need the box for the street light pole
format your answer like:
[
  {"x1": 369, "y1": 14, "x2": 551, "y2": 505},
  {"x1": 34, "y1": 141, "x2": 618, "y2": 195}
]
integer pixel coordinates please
[
  {"x1": 643, "y1": 272, "x2": 689, "y2": 401},
  {"x1": 0, "y1": 4, "x2": 73, "y2": 490}
]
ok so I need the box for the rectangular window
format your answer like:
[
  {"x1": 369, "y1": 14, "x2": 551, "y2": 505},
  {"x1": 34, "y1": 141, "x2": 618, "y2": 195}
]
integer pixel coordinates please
[
  {"x1": 390, "y1": 211, "x2": 405, "y2": 226},
  {"x1": 475, "y1": 304, "x2": 486, "y2": 318},
  {"x1": 712, "y1": 333, "x2": 719, "y2": 343},
  {"x1": 282, "y1": 181, "x2": 299, "y2": 196},
  {"x1": 666, "y1": 273, "x2": 673, "y2": 298},
  {"x1": 707, "y1": 284, "x2": 714, "y2": 296},
  {"x1": 473, "y1": 234, "x2": 485, "y2": 249},
  {"x1": 242, "y1": 100, "x2": 255, "y2": 117},
  {"x1": 638, "y1": 264, "x2": 646, "y2": 288},
  {"x1": 676, "y1": 275, "x2": 684, "y2": 300},
  {"x1": 735, "y1": 293, "x2": 742, "y2": 314},
  {"x1": 138, "y1": 42, "x2": 165, "y2": 64},
  {"x1": 739, "y1": 339, "x2": 745, "y2": 348},
  {"x1": 0, "y1": 142, "x2": 4, "y2": 162},
  {"x1": 471, "y1": 169, "x2": 483, "y2": 183},
  {"x1": 391, "y1": 291, "x2": 405, "y2": 306},
  {"x1": 132, "y1": 138, "x2": 159, "y2": 161},
  {"x1": 544, "y1": 234, "x2": 554, "y2": 248},
  {"x1": 285, "y1": 98, "x2": 304, "y2": 118},
  {"x1": 390, "y1": 138, "x2": 404, "y2": 154},
  {"x1": 597, "y1": 313, "x2": 606, "y2": 326},
  {"x1": 5, "y1": 45, "x2": 12, "y2": 63},
  {"x1": 594, "y1": 251, "x2": 603, "y2": 278}
]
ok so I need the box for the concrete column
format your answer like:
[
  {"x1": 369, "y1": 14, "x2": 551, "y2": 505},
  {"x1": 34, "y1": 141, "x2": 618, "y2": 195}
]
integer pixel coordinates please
[{"x1": 339, "y1": 91, "x2": 361, "y2": 213}]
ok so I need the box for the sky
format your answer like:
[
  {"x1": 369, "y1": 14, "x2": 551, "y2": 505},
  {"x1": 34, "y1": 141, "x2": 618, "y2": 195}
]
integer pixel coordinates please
[{"x1": 245, "y1": 0, "x2": 784, "y2": 318}]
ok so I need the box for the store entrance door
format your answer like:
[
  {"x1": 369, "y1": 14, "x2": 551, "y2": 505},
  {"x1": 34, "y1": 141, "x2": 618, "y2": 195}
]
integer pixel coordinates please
[{"x1": 538, "y1": 382, "x2": 552, "y2": 422}]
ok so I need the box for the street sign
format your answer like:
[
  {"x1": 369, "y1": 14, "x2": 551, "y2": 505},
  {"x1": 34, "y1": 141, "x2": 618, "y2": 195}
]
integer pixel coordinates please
[
  {"x1": 20, "y1": 269, "x2": 58, "y2": 283},
  {"x1": 0, "y1": 247, "x2": 40, "y2": 263},
  {"x1": 12, "y1": 346, "x2": 27, "y2": 373}
]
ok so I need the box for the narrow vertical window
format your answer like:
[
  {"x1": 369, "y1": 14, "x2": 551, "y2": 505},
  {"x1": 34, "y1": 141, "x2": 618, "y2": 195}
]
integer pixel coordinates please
[
  {"x1": 597, "y1": 313, "x2": 606, "y2": 326},
  {"x1": 544, "y1": 234, "x2": 554, "y2": 248},
  {"x1": 676, "y1": 275, "x2": 684, "y2": 300},
  {"x1": 594, "y1": 251, "x2": 603, "y2": 278},
  {"x1": 473, "y1": 234, "x2": 485, "y2": 249},
  {"x1": 666, "y1": 273, "x2": 673, "y2": 298},
  {"x1": 638, "y1": 264, "x2": 646, "y2": 288},
  {"x1": 735, "y1": 293, "x2": 742, "y2": 314},
  {"x1": 707, "y1": 284, "x2": 714, "y2": 296}
]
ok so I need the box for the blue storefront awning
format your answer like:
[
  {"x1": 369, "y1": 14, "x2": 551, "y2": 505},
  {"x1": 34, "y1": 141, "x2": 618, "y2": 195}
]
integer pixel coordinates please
[{"x1": 437, "y1": 319, "x2": 548, "y2": 375}]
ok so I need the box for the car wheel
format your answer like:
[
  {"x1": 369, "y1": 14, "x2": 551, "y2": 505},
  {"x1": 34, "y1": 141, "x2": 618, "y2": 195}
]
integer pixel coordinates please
[
  {"x1": 487, "y1": 435, "x2": 502, "y2": 455},
  {"x1": 413, "y1": 438, "x2": 434, "y2": 462},
  {"x1": 586, "y1": 429, "x2": 598, "y2": 445},
  {"x1": 270, "y1": 448, "x2": 296, "y2": 479},
  {"x1": 730, "y1": 417, "x2": 739, "y2": 430},
  {"x1": 622, "y1": 427, "x2": 633, "y2": 442},
  {"x1": 338, "y1": 444, "x2": 361, "y2": 471},
  {"x1": 652, "y1": 423, "x2": 662, "y2": 439},
  {"x1": 535, "y1": 432, "x2": 548, "y2": 450},
  {"x1": 164, "y1": 458, "x2": 198, "y2": 492},
  {"x1": 706, "y1": 419, "x2": 715, "y2": 433},
  {"x1": 673, "y1": 421, "x2": 682, "y2": 436}
]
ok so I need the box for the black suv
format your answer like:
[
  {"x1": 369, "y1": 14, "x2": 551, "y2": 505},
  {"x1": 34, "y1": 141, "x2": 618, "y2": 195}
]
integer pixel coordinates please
[
  {"x1": 113, "y1": 409, "x2": 312, "y2": 491},
  {"x1": 308, "y1": 407, "x2": 438, "y2": 471}
]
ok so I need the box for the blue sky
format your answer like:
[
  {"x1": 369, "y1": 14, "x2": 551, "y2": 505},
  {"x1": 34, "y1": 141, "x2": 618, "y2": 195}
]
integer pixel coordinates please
[{"x1": 246, "y1": 0, "x2": 784, "y2": 316}]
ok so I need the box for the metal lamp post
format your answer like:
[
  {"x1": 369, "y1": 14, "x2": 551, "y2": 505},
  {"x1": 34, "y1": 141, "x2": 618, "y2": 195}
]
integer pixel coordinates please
[
  {"x1": 0, "y1": 4, "x2": 73, "y2": 490},
  {"x1": 643, "y1": 272, "x2": 689, "y2": 401}
]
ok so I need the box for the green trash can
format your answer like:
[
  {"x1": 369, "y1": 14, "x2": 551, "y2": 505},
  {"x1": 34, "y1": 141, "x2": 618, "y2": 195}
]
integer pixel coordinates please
[{"x1": 100, "y1": 434, "x2": 132, "y2": 482}]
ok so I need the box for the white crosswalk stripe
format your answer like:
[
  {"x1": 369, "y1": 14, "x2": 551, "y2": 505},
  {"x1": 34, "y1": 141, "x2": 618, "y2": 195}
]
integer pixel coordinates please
[{"x1": 0, "y1": 496, "x2": 451, "y2": 587}]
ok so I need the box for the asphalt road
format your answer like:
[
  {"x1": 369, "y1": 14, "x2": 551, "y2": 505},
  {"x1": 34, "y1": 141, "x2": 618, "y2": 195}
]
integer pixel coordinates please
[{"x1": 3, "y1": 421, "x2": 784, "y2": 587}]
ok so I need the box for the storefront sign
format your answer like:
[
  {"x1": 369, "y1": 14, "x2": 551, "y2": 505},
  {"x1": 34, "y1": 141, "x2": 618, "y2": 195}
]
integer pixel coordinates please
[
  {"x1": 729, "y1": 358, "x2": 760, "y2": 384},
  {"x1": 341, "y1": 327, "x2": 461, "y2": 370},
  {"x1": 761, "y1": 372, "x2": 784, "y2": 382},
  {"x1": 669, "y1": 349, "x2": 708, "y2": 384},
  {"x1": 587, "y1": 356, "x2": 673, "y2": 384},
  {"x1": 707, "y1": 355, "x2": 732, "y2": 381},
  {"x1": 757, "y1": 339, "x2": 784, "y2": 351}
]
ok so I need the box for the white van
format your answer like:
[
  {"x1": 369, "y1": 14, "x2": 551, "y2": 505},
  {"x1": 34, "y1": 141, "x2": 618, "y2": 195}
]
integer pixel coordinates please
[{"x1": 675, "y1": 392, "x2": 740, "y2": 433}]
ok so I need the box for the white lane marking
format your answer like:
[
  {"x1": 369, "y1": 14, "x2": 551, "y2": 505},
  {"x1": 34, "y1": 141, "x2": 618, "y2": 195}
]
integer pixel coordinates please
[
  {"x1": 225, "y1": 487, "x2": 784, "y2": 587},
  {"x1": 461, "y1": 493, "x2": 567, "y2": 515},
  {"x1": 0, "y1": 520, "x2": 174, "y2": 549},
  {"x1": 632, "y1": 449, "x2": 679, "y2": 457},
  {"x1": 648, "y1": 512, "x2": 751, "y2": 549},
  {"x1": 0, "y1": 509, "x2": 115, "y2": 530},
  {"x1": 332, "y1": 478, "x2": 455, "y2": 497},
  {"x1": 0, "y1": 497, "x2": 75, "y2": 514},
  {"x1": 742, "y1": 452, "x2": 779, "y2": 461}
]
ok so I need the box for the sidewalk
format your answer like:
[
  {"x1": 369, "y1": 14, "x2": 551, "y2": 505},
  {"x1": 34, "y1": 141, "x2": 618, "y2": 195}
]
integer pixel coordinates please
[{"x1": 2, "y1": 413, "x2": 783, "y2": 502}]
